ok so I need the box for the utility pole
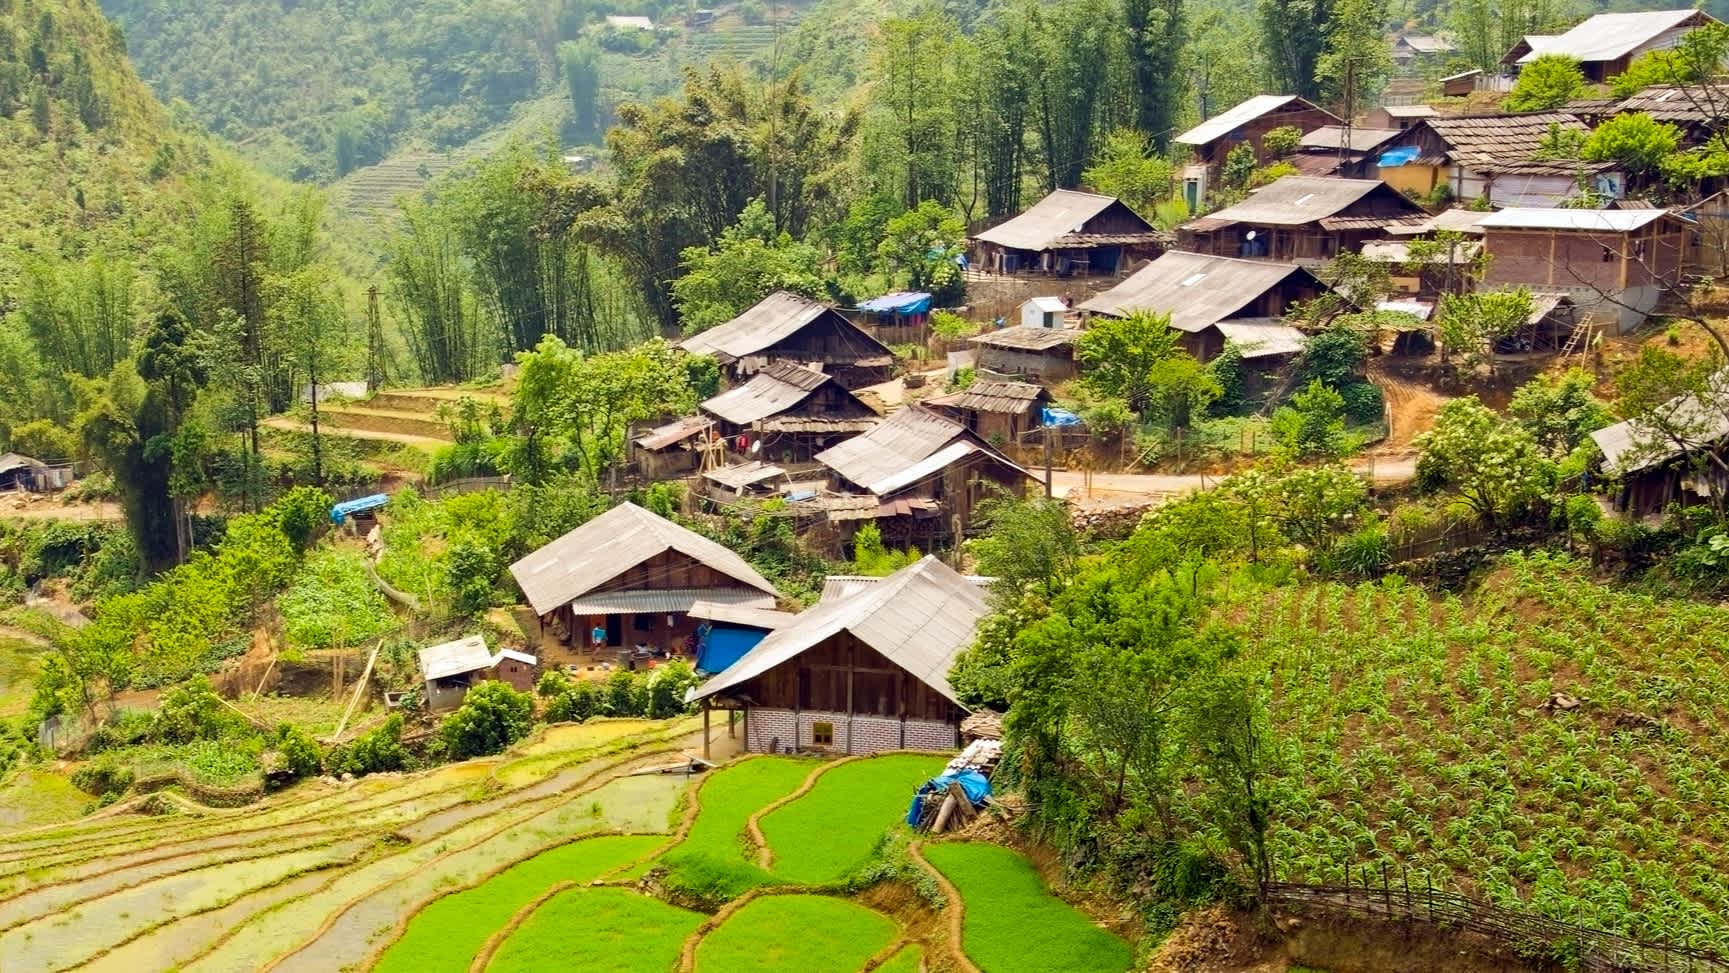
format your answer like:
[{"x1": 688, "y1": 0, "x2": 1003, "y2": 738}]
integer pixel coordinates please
[
  {"x1": 1043, "y1": 424, "x2": 1054, "y2": 498},
  {"x1": 366, "y1": 285, "x2": 384, "y2": 394}
]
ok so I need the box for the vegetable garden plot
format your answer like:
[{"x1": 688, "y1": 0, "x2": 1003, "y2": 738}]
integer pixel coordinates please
[
  {"x1": 923, "y1": 842, "x2": 1131, "y2": 973},
  {"x1": 760, "y1": 754, "x2": 949, "y2": 884},
  {"x1": 693, "y1": 894, "x2": 897, "y2": 973},
  {"x1": 374, "y1": 835, "x2": 663, "y2": 973},
  {"x1": 486, "y1": 886, "x2": 703, "y2": 973},
  {"x1": 1236, "y1": 555, "x2": 1729, "y2": 950}
]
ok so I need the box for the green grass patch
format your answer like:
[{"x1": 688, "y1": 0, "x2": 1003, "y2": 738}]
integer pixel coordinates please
[
  {"x1": 0, "y1": 635, "x2": 42, "y2": 718},
  {"x1": 876, "y1": 945, "x2": 923, "y2": 973},
  {"x1": 693, "y1": 894, "x2": 895, "y2": 973},
  {"x1": 488, "y1": 886, "x2": 702, "y2": 973},
  {"x1": 682, "y1": 758, "x2": 815, "y2": 862},
  {"x1": 923, "y1": 842, "x2": 1132, "y2": 973},
  {"x1": 0, "y1": 768, "x2": 90, "y2": 831},
  {"x1": 760, "y1": 754, "x2": 948, "y2": 885},
  {"x1": 373, "y1": 835, "x2": 662, "y2": 973}
]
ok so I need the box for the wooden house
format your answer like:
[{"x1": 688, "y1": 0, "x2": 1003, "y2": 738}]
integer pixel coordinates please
[
  {"x1": 813, "y1": 406, "x2": 1034, "y2": 545},
  {"x1": 969, "y1": 325, "x2": 1080, "y2": 381},
  {"x1": 680, "y1": 291, "x2": 895, "y2": 389},
  {"x1": 701, "y1": 460, "x2": 790, "y2": 502},
  {"x1": 1365, "y1": 103, "x2": 1438, "y2": 131},
  {"x1": 1080, "y1": 250, "x2": 1328, "y2": 360},
  {"x1": 1503, "y1": 9, "x2": 1719, "y2": 83},
  {"x1": 969, "y1": 190, "x2": 1165, "y2": 277},
  {"x1": 1614, "y1": 84, "x2": 1729, "y2": 152},
  {"x1": 1174, "y1": 95, "x2": 1340, "y2": 168},
  {"x1": 924, "y1": 381, "x2": 1053, "y2": 446},
  {"x1": 1681, "y1": 190, "x2": 1729, "y2": 276},
  {"x1": 1391, "y1": 33, "x2": 1455, "y2": 69},
  {"x1": 508, "y1": 502, "x2": 780, "y2": 654},
  {"x1": 417, "y1": 636, "x2": 539, "y2": 712},
  {"x1": 1177, "y1": 176, "x2": 1430, "y2": 265},
  {"x1": 688, "y1": 557, "x2": 987, "y2": 756},
  {"x1": 1477, "y1": 207, "x2": 1690, "y2": 332},
  {"x1": 1289, "y1": 126, "x2": 1403, "y2": 179},
  {"x1": 630, "y1": 416, "x2": 714, "y2": 480},
  {"x1": 1375, "y1": 114, "x2": 1626, "y2": 207},
  {"x1": 1590, "y1": 370, "x2": 1729, "y2": 516},
  {"x1": 700, "y1": 361, "x2": 879, "y2": 465}
]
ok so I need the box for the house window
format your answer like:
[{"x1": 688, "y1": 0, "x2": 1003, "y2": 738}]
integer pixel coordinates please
[
  {"x1": 633, "y1": 613, "x2": 653, "y2": 631},
  {"x1": 811, "y1": 721, "x2": 835, "y2": 747}
]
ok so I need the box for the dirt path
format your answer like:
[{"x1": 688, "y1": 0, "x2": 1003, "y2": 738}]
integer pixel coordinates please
[
  {"x1": 1049, "y1": 455, "x2": 1418, "y2": 509},
  {"x1": 1369, "y1": 359, "x2": 1449, "y2": 450},
  {"x1": 0, "y1": 496, "x2": 122, "y2": 523}
]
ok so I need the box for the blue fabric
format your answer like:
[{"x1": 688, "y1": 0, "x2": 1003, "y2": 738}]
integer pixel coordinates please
[
  {"x1": 859, "y1": 291, "x2": 933, "y2": 315},
  {"x1": 1377, "y1": 146, "x2": 1421, "y2": 168},
  {"x1": 695, "y1": 624, "x2": 769, "y2": 674},
  {"x1": 908, "y1": 770, "x2": 992, "y2": 823},
  {"x1": 1041, "y1": 407, "x2": 1082, "y2": 427},
  {"x1": 330, "y1": 494, "x2": 390, "y2": 524}
]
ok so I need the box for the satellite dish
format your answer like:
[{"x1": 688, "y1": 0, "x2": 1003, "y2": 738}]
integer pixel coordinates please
[
  {"x1": 1245, "y1": 230, "x2": 1258, "y2": 241},
  {"x1": 750, "y1": 440, "x2": 762, "y2": 456}
]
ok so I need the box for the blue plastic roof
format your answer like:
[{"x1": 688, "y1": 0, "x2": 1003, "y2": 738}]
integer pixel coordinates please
[
  {"x1": 858, "y1": 291, "x2": 933, "y2": 315},
  {"x1": 1041, "y1": 407, "x2": 1083, "y2": 427},
  {"x1": 330, "y1": 494, "x2": 390, "y2": 524},
  {"x1": 1377, "y1": 146, "x2": 1421, "y2": 168},
  {"x1": 695, "y1": 624, "x2": 770, "y2": 675}
]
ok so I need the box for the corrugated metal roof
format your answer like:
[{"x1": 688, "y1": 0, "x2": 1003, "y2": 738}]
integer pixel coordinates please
[
  {"x1": 1300, "y1": 126, "x2": 1402, "y2": 153},
  {"x1": 691, "y1": 556, "x2": 990, "y2": 706},
  {"x1": 508, "y1": 502, "x2": 779, "y2": 616},
  {"x1": 1175, "y1": 95, "x2": 1331, "y2": 147},
  {"x1": 1078, "y1": 251, "x2": 1324, "y2": 332},
  {"x1": 680, "y1": 291, "x2": 891, "y2": 363},
  {"x1": 820, "y1": 573, "x2": 992, "y2": 602},
  {"x1": 1398, "y1": 34, "x2": 1455, "y2": 53},
  {"x1": 1526, "y1": 292, "x2": 1575, "y2": 325},
  {"x1": 973, "y1": 190, "x2": 1147, "y2": 251},
  {"x1": 687, "y1": 601, "x2": 797, "y2": 629},
  {"x1": 1478, "y1": 208, "x2": 1672, "y2": 232},
  {"x1": 1213, "y1": 321, "x2": 1309, "y2": 358},
  {"x1": 1190, "y1": 176, "x2": 1418, "y2": 227},
  {"x1": 924, "y1": 380, "x2": 1049, "y2": 415},
  {"x1": 1360, "y1": 240, "x2": 1484, "y2": 263},
  {"x1": 1384, "y1": 104, "x2": 1439, "y2": 118},
  {"x1": 493, "y1": 649, "x2": 538, "y2": 667},
  {"x1": 419, "y1": 635, "x2": 492, "y2": 681},
  {"x1": 634, "y1": 415, "x2": 712, "y2": 450},
  {"x1": 1024, "y1": 296, "x2": 1067, "y2": 313},
  {"x1": 815, "y1": 406, "x2": 1031, "y2": 494},
  {"x1": 869, "y1": 440, "x2": 977, "y2": 495},
  {"x1": 1590, "y1": 368, "x2": 1729, "y2": 474},
  {"x1": 1515, "y1": 9, "x2": 1706, "y2": 64},
  {"x1": 701, "y1": 361, "x2": 831, "y2": 425},
  {"x1": 1419, "y1": 113, "x2": 1599, "y2": 174},
  {"x1": 969, "y1": 325, "x2": 1081, "y2": 351},
  {"x1": 563, "y1": 588, "x2": 778, "y2": 614},
  {"x1": 759, "y1": 416, "x2": 878, "y2": 434},
  {"x1": 1377, "y1": 299, "x2": 1435, "y2": 320},
  {"x1": 703, "y1": 460, "x2": 788, "y2": 491}
]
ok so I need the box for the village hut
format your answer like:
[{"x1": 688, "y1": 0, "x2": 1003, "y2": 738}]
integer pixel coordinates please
[
  {"x1": 680, "y1": 291, "x2": 894, "y2": 389},
  {"x1": 813, "y1": 406, "x2": 1034, "y2": 544},
  {"x1": 1176, "y1": 176, "x2": 1430, "y2": 265},
  {"x1": 1503, "y1": 9, "x2": 1719, "y2": 82},
  {"x1": 1289, "y1": 126, "x2": 1404, "y2": 179},
  {"x1": 687, "y1": 556, "x2": 987, "y2": 757},
  {"x1": 969, "y1": 325, "x2": 1080, "y2": 381},
  {"x1": 1590, "y1": 369, "x2": 1729, "y2": 516},
  {"x1": 0, "y1": 453, "x2": 50, "y2": 491},
  {"x1": 1019, "y1": 296, "x2": 1070, "y2": 328},
  {"x1": 701, "y1": 460, "x2": 790, "y2": 502},
  {"x1": 417, "y1": 636, "x2": 540, "y2": 711},
  {"x1": 630, "y1": 416, "x2": 714, "y2": 480},
  {"x1": 699, "y1": 360, "x2": 879, "y2": 465},
  {"x1": 1391, "y1": 33, "x2": 1455, "y2": 68},
  {"x1": 924, "y1": 380, "x2": 1053, "y2": 445},
  {"x1": 1364, "y1": 103, "x2": 1438, "y2": 131},
  {"x1": 1173, "y1": 95, "x2": 1340, "y2": 167},
  {"x1": 1477, "y1": 207, "x2": 1690, "y2": 333},
  {"x1": 1375, "y1": 114, "x2": 1626, "y2": 207},
  {"x1": 969, "y1": 189, "x2": 1165, "y2": 277},
  {"x1": 508, "y1": 502, "x2": 780, "y2": 654},
  {"x1": 1079, "y1": 251, "x2": 1329, "y2": 360},
  {"x1": 854, "y1": 291, "x2": 934, "y2": 344}
]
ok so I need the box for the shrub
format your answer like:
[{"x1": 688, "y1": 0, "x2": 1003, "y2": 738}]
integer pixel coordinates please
[
  {"x1": 1330, "y1": 523, "x2": 1391, "y2": 578},
  {"x1": 605, "y1": 668, "x2": 647, "y2": 717},
  {"x1": 440, "y1": 682, "x2": 534, "y2": 758},
  {"x1": 328, "y1": 713, "x2": 410, "y2": 776},
  {"x1": 152, "y1": 677, "x2": 233, "y2": 743},
  {"x1": 1337, "y1": 380, "x2": 1384, "y2": 426},
  {"x1": 1271, "y1": 380, "x2": 1347, "y2": 459},
  {"x1": 659, "y1": 851, "x2": 776, "y2": 909},
  {"x1": 276, "y1": 723, "x2": 326, "y2": 778},
  {"x1": 270, "y1": 486, "x2": 334, "y2": 554},
  {"x1": 647, "y1": 659, "x2": 699, "y2": 719},
  {"x1": 72, "y1": 757, "x2": 134, "y2": 798},
  {"x1": 1260, "y1": 125, "x2": 1302, "y2": 158}
]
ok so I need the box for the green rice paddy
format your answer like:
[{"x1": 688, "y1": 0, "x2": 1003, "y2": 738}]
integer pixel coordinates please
[
  {"x1": 759, "y1": 754, "x2": 948, "y2": 884},
  {"x1": 374, "y1": 835, "x2": 662, "y2": 973},
  {"x1": 923, "y1": 842, "x2": 1133, "y2": 973},
  {"x1": 487, "y1": 886, "x2": 703, "y2": 973},
  {"x1": 693, "y1": 894, "x2": 897, "y2": 973},
  {"x1": 679, "y1": 757, "x2": 815, "y2": 863}
]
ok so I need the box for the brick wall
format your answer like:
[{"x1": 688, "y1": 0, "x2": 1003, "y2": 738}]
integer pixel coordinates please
[{"x1": 744, "y1": 708, "x2": 959, "y2": 754}]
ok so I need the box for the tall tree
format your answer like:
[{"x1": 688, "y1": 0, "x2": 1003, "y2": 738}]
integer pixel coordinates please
[
  {"x1": 1122, "y1": 0, "x2": 1186, "y2": 148},
  {"x1": 387, "y1": 201, "x2": 492, "y2": 384},
  {"x1": 865, "y1": 13, "x2": 963, "y2": 208},
  {"x1": 1315, "y1": 0, "x2": 1393, "y2": 118},
  {"x1": 559, "y1": 40, "x2": 601, "y2": 140},
  {"x1": 1030, "y1": 0, "x2": 1123, "y2": 189},
  {"x1": 1259, "y1": 0, "x2": 1332, "y2": 100}
]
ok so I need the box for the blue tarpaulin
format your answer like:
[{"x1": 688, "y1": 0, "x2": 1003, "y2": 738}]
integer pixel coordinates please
[
  {"x1": 858, "y1": 291, "x2": 933, "y2": 315},
  {"x1": 330, "y1": 494, "x2": 389, "y2": 525},
  {"x1": 1041, "y1": 407, "x2": 1082, "y2": 427},
  {"x1": 906, "y1": 770, "x2": 992, "y2": 825},
  {"x1": 1377, "y1": 146, "x2": 1421, "y2": 168},
  {"x1": 695, "y1": 624, "x2": 770, "y2": 674}
]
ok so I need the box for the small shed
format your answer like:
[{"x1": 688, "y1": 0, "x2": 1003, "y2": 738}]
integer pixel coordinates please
[
  {"x1": 969, "y1": 325, "x2": 1080, "y2": 381},
  {"x1": 1440, "y1": 69, "x2": 1484, "y2": 98},
  {"x1": 1174, "y1": 95, "x2": 1341, "y2": 167},
  {"x1": 856, "y1": 292, "x2": 934, "y2": 344},
  {"x1": 631, "y1": 416, "x2": 714, "y2": 479},
  {"x1": 1590, "y1": 367, "x2": 1729, "y2": 516},
  {"x1": 0, "y1": 453, "x2": 48, "y2": 491},
  {"x1": 680, "y1": 291, "x2": 895, "y2": 389},
  {"x1": 924, "y1": 381, "x2": 1053, "y2": 445},
  {"x1": 1020, "y1": 297, "x2": 1069, "y2": 328},
  {"x1": 702, "y1": 460, "x2": 789, "y2": 501},
  {"x1": 331, "y1": 494, "x2": 389, "y2": 529},
  {"x1": 419, "y1": 635, "x2": 495, "y2": 712},
  {"x1": 491, "y1": 649, "x2": 540, "y2": 693},
  {"x1": 1477, "y1": 207, "x2": 1691, "y2": 332}
]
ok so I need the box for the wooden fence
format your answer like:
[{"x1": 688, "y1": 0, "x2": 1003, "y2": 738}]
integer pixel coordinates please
[
  {"x1": 1265, "y1": 871, "x2": 1729, "y2": 973},
  {"x1": 425, "y1": 475, "x2": 511, "y2": 498}
]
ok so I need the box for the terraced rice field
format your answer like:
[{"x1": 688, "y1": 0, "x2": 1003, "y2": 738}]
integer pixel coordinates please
[
  {"x1": 0, "y1": 742, "x2": 1108, "y2": 971},
  {"x1": 924, "y1": 842, "x2": 1134, "y2": 973}
]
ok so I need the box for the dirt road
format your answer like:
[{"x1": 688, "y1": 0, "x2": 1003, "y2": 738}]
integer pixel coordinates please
[{"x1": 1049, "y1": 455, "x2": 1417, "y2": 507}]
